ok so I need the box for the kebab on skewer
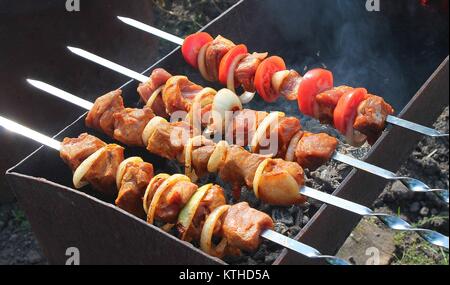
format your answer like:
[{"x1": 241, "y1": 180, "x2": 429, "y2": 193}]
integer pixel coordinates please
[
  {"x1": 114, "y1": 19, "x2": 449, "y2": 139},
  {"x1": 60, "y1": 133, "x2": 274, "y2": 256},
  {"x1": 29, "y1": 79, "x2": 449, "y2": 205},
  {"x1": 0, "y1": 118, "x2": 351, "y2": 263}
]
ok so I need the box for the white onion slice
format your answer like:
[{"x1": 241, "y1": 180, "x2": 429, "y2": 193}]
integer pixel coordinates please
[
  {"x1": 258, "y1": 170, "x2": 303, "y2": 206},
  {"x1": 211, "y1": 89, "x2": 243, "y2": 132},
  {"x1": 184, "y1": 136, "x2": 205, "y2": 182},
  {"x1": 198, "y1": 43, "x2": 214, "y2": 82},
  {"x1": 72, "y1": 146, "x2": 107, "y2": 189},
  {"x1": 207, "y1": 141, "x2": 229, "y2": 173},
  {"x1": 143, "y1": 173, "x2": 170, "y2": 214},
  {"x1": 226, "y1": 54, "x2": 247, "y2": 93},
  {"x1": 285, "y1": 131, "x2": 305, "y2": 162},
  {"x1": 253, "y1": 158, "x2": 271, "y2": 199},
  {"x1": 190, "y1": 87, "x2": 217, "y2": 133},
  {"x1": 250, "y1": 112, "x2": 285, "y2": 153},
  {"x1": 147, "y1": 174, "x2": 191, "y2": 224},
  {"x1": 142, "y1": 116, "x2": 168, "y2": 146},
  {"x1": 145, "y1": 85, "x2": 164, "y2": 108},
  {"x1": 271, "y1": 70, "x2": 290, "y2": 94},
  {"x1": 238, "y1": 91, "x2": 256, "y2": 104},
  {"x1": 116, "y1": 156, "x2": 144, "y2": 189},
  {"x1": 200, "y1": 204, "x2": 231, "y2": 258},
  {"x1": 177, "y1": 184, "x2": 212, "y2": 241}
]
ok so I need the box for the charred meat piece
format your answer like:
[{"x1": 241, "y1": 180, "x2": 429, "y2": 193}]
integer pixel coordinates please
[
  {"x1": 137, "y1": 68, "x2": 172, "y2": 118},
  {"x1": 205, "y1": 36, "x2": 235, "y2": 81},
  {"x1": 83, "y1": 144, "x2": 124, "y2": 196},
  {"x1": 222, "y1": 202, "x2": 274, "y2": 252},
  {"x1": 315, "y1": 86, "x2": 353, "y2": 124},
  {"x1": 295, "y1": 132, "x2": 338, "y2": 170},
  {"x1": 85, "y1": 90, "x2": 125, "y2": 137},
  {"x1": 179, "y1": 185, "x2": 226, "y2": 242},
  {"x1": 279, "y1": 70, "x2": 302, "y2": 101},
  {"x1": 113, "y1": 106, "x2": 154, "y2": 147},
  {"x1": 354, "y1": 95, "x2": 394, "y2": 145},
  {"x1": 235, "y1": 52, "x2": 268, "y2": 92},
  {"x1": 115, "y1": 161, "x2": 154, "y2": 218},
  {"x1": 156, "y1": 180, "x2": 198, "y2": 224},
  {"x1": 162, "y1": 76, "x2": 203, "y2": 114},
  {"x1": 147, "y1": 120, "x2": 191, "y2": 161},
  {"x1": 60, "y1": 133, "x2": 107, "y2": 171}
]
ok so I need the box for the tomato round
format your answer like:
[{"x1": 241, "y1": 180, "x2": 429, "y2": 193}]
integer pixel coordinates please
[
  {"x1": 333, "y1": 88, "x2": 368, "y2": 135},
  {"x1": 254, "y1": 56, "x2": 286, "y2": 102},
  {"x1": 182, "y1": 32, "x2": 214, "y2": 68},
  {"x1": 218, "y1": 44, "x2": 248, "y2": 85},
  {"x1": 297, "y1": 69, "x2": 334, "y2": 117}
]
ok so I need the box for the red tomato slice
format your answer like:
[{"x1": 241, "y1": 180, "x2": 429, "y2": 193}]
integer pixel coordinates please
[
  {"x1": 218, "y1": 44, "x2": 248, "y2": 85},
  {"x1": 297, "y1": 69, "x2": 334, "y2": 117},
  {"x1": 333, "y1": 88, "x2": 368, "y2": 135},
  {"x1": 182, "y1": 32, "x2": 214, "y2": 68},
  {"x1": 254, "y1": 56, "x2": 286, "y2": 102}
]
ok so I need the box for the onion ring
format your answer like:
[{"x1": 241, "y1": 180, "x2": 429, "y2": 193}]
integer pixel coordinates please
[
  {"x1": 145, "y1": 85, "x2": 164, "y2": 108},
  {"x1": 73, "y1": 146, "x2": 107, "y2": 189},
  {"x1": 147, "y1": 174, "x2": 190, "y2": 224},
  {"x1": 285, "y1": 131, "x2": 304, "y2": 162},
  {"x1": 143, "y1": 173, "x2": 170, "y2": 214},
  {"x1": 250, "y1": 111, "x2": 285, "y2": 154},
  {"x1": 253, "y1": 158, "x2": 271, "y2": 199},
  {"x1": 200, "y1": 204, "x2": 231, "y2": 258},
  {"x1": 207, "y1": 140, "x2": 229, "y2": 173},
  {"x1": 142, "y1": 116, "x2": 168, "y2": 146},
  {"x1": 116, "y1": 156, "x2": 144, "y2": 189},
  {"x1": 198, "y1": 42, "x2": 214, "y2": 82},
  {"x1": 177, "y1": 184, "x2": 212, "y2": 241}
]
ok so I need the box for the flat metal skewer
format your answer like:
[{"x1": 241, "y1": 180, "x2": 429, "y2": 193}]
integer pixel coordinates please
[
  {"x1": 26, "y1": 81, "x2": 449, "y2": 249},
  {"x1": 0, "y1": 115, "x2": 349, "y2": 265},
  {"x1": 117, "y1": 16, "x2": 449, "y2": 139},
  {"x1": 47, "y1": 47, "x2": 450, "y2": 205}
]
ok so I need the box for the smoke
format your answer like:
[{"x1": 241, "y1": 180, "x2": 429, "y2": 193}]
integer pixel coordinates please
[{"x1": 248, "y1": 0, "x2": 448, "y2": 113}]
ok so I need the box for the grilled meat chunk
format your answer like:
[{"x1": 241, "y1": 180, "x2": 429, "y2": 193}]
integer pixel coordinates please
[
  {"x1": 272, "y1": 117, "x2": 302, "y2": 158},
  {"x1": 218, "y1": 146, "x2": 267, "y2": 198},
  {"x1": 156, "y1": 180, "x2": 198, "y2": 224},
  {"x1": 147, "y1": 120, "x2": 191, "y2": 161},
  {"x1": 228, "y1": 109, "x2": 268, "y2": 146},
  {"x1": 235, "y1": 52, "x2": 268, "y2": 92},
  {"x1": 315, "y1": 86, "x2": 353, "y2": 124},
  {"x1": 162, "y1": 76, "x2": 203, "y2": 114},
  {"x1": 116, "y1": 161, "x2": 154, "y2": 218},
  {"x1": 222, "y1": 202, "x2": 274, "y2": 252},
  {"x1": 191, "y1": 145, "x2": 216, "y2": 178},
  {"x1": 83, "y1": 144, "x2": 124, "y2": 196},
  {"x1": 60, "y1": 133, "x2": 107, "y2": 171},
  {"x1": 205, "y1": 36, "x2": 235, "y2": 81},
  {"x1": 179, "y1": 185, "x2": 226, "y2": 242},
  {"x1": 85, "y1": 90, "x2": 125, "y2": 137},
  {"x1": 137, "y1": 68, "x2": 172, "y2": 118},
  {"x1": 354, "y1": 95, "x2": 394, "y2": 145},
  {"x1": 295, "y1": 132, "x2": 338, "y2": 170},
  {"x1": 279, "y1": 70, "x2": 302, "y2": 101},
  {"x1": 113, "y1": 106, "x2": 154, "y2": 147}
]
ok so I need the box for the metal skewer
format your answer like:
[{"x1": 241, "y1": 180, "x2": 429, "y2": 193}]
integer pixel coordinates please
[
  {"x1": 0, "y1": 115, "x2": 349, "y2": 265},
  {"x1": 26, "y1": 80, "x2": 449, "y2": 249},
  {"x1": 59, "y1": 47, "x2": 450, "y2": 204},
  {"x1": 117, "y1": 16, "x2": 449, "y2": 139}
]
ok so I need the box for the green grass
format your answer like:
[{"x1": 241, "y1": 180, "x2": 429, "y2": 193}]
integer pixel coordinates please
[{"x1": 392, "y1": 226, "x2": 449, "y2": 265}]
